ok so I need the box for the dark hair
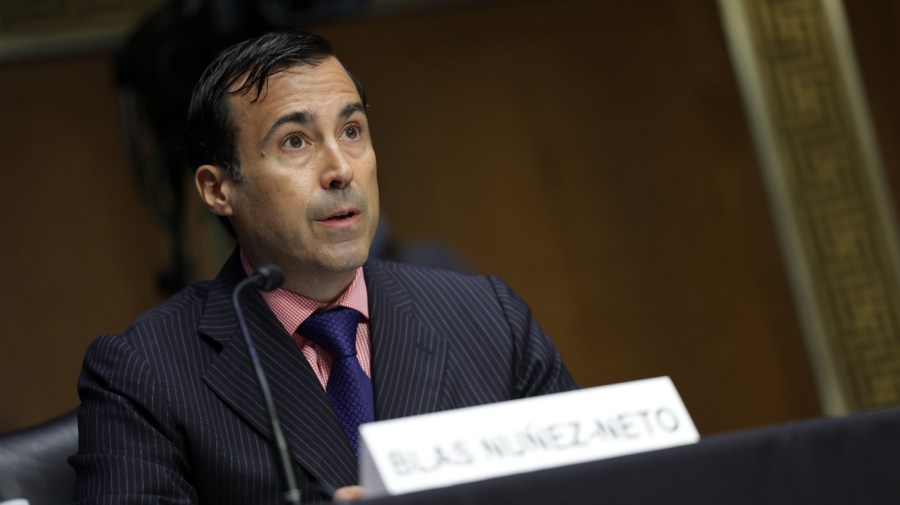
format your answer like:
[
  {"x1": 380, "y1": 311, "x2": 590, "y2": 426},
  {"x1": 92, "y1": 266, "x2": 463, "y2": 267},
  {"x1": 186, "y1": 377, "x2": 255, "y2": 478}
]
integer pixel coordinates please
[{"x1": 184, "y1": 29, "x2": 368, "y2": 181}]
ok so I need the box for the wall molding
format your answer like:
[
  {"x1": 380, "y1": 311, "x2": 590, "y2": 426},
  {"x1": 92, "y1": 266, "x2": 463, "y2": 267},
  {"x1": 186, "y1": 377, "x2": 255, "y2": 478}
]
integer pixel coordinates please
[{"x1": 720, "y1": 0, "x2": 900, "y2": 413}]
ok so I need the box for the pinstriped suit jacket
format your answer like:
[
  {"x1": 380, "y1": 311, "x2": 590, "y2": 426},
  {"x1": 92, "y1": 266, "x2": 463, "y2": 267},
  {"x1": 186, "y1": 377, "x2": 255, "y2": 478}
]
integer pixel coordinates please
[{"x1": 71, "y1": 251, "x2": 577, "y2": 504}]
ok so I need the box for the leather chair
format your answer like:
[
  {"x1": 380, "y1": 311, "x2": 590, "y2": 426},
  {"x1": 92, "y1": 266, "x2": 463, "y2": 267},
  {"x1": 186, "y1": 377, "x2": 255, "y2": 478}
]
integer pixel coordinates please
[{"x1": 0, "y1": 411, "x2": 78, "y2": 505}]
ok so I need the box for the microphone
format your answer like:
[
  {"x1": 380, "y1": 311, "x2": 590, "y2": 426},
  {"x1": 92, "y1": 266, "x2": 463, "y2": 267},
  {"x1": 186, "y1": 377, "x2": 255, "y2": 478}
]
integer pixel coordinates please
[
  {"x1": 231, "y1": 264, "x2": 302, "y2": 505},
  {"x1": 247, "y1": 264, "x2": 285, "y2": 291}
]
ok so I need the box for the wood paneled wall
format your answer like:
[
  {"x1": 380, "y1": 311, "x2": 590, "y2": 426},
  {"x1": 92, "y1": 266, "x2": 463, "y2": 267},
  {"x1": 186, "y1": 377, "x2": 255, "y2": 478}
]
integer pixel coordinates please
[
  {"x1": 0, "y1": 0, "x2": 823, "y2": 435},
  {"x1": 844, "y1": 1, "x2": 900, "y2": 222},
  {"x1": 0, "y1": 54, "x2": 168, "y2": 430}
]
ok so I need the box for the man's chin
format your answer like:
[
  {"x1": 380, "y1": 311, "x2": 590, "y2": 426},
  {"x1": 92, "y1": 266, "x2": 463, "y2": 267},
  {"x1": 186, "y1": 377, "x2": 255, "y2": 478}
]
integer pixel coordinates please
[{"x1": 317, "y1": 244, "x2": 371, "y2": 273}]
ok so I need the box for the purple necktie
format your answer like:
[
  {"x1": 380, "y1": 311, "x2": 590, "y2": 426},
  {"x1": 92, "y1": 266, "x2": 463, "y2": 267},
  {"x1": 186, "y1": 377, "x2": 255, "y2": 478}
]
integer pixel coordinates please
[{"x1": 299, "y1": 307, "x2": 374, "y2": 458}]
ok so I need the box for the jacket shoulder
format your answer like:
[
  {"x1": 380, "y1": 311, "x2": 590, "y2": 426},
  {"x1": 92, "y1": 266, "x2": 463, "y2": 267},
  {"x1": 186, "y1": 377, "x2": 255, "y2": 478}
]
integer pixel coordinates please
[
  {"x1": 364, "y1": 259, "x2": 519, "y2": 321},
  {"x1": 134, "y1": 281, "x2": 210, "y2": 322},
  {"x1": 364, "y1": 258, "x2": 488, "y2": 287}
]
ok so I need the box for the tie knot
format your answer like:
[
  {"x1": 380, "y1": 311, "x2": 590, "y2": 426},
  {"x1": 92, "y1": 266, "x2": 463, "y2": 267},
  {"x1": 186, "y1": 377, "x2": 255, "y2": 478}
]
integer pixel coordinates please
[{"x1": 298, "y1": 307, "x2": 361, "y2": 359}]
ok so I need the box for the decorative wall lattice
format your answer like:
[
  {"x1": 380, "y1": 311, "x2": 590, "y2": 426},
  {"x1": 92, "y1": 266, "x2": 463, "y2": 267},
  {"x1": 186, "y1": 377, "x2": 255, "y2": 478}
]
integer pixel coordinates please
[
  {"x1": 0, "y1": 0, "x2": 163, "y2": 32},
  {"x1": 725, "y1": 0, "x2": 900, "y2": 411},
  {"x1": 0, "y1": 0, "x2": 164, "y2": 60}
]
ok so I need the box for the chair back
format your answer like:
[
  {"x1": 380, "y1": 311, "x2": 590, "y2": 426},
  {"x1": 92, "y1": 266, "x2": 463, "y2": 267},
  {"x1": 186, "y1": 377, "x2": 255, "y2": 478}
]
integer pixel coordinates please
[{"x1": 0, "y1": 412, "x2": 78, "y2": 505}]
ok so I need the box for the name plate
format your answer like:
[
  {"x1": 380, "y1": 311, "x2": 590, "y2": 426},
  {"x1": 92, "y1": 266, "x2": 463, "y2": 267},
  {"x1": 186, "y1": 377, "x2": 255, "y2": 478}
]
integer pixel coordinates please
[{"x1": 360, "y1": 376, "x2": 698, "y2": 496}]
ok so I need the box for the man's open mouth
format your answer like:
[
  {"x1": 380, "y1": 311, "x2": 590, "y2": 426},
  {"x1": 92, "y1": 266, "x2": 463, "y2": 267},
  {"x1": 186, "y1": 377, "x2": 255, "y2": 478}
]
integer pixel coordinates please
[{"x1": 323, "y1": 209, "x2": 358, "y2": 221}]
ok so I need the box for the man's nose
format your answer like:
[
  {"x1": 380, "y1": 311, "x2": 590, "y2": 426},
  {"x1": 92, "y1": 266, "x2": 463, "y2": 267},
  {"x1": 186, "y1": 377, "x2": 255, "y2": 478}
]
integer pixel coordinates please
[{"x1": 321, "y1": 140, "x2": 354, "y2": 190}]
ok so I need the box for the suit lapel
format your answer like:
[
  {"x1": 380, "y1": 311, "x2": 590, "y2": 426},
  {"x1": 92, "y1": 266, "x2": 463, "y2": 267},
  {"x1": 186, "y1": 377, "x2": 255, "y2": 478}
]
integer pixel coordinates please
[
  {"x1": 365, "y1": 261, "x2": 448, "y2": 420},
  {"x1": 199, "y1": 252, "x2": 358, "y2": 487}
]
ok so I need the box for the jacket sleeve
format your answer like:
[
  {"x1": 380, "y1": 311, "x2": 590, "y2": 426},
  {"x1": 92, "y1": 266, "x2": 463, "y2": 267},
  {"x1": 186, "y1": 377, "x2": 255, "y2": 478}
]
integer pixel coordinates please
[
  {"x1": 71, "y1": 334, "x2": 197, "y2": 505},
  {"x1": 488, "y1": 276, "x2": 579, "y2": 398}
]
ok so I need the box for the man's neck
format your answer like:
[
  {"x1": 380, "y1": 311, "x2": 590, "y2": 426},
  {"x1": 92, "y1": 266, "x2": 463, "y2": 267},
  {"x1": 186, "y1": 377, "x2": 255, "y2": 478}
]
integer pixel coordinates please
[
  {"x1": 281, "y1": 270, "x2": 357, "y2": 303},
  {"x1": 238, "y1": 248, "x2": 358, "y2": 302}
]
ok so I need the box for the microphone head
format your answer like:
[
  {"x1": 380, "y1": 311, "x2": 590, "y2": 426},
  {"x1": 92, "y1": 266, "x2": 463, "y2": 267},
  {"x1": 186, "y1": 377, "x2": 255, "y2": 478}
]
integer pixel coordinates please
[{"x1": 255, "y1": 264, "x2": 285, "y2": 291}]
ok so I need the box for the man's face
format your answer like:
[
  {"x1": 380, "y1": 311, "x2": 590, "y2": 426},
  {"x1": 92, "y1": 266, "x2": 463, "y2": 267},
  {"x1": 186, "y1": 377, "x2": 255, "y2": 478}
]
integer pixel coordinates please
[{"x1": 208, "y1": 57, "x2": 379, "y2": 286}]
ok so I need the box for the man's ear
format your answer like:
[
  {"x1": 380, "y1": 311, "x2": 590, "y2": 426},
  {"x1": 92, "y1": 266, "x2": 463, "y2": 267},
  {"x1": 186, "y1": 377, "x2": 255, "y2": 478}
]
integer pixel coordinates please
[{"x1": 195, "y1": 164, "x2": 235, "y2": 217}]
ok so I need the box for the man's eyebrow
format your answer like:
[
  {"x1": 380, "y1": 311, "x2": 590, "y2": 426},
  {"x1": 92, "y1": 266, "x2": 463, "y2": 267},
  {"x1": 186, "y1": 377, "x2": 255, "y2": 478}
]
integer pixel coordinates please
[
  {"x1": 262, "y1": 110, "x2": 315, "y2": 143},
  {"x1": 341, "y1": 102, "x2": 366, "y2": 118}
]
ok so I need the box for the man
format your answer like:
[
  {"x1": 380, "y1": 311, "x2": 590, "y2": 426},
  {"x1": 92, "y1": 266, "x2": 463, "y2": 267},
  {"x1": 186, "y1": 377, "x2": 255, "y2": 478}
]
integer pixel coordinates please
[{"x1": 72, "y1": 29, "x2": 576, "y2": 504}]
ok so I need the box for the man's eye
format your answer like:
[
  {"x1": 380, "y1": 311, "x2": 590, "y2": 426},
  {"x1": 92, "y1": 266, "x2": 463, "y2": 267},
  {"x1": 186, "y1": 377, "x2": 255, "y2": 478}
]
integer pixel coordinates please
[
  {"x1": 283, "y1": 134, "x2": 306, "y2": 149},
  {"x1": 343, "y1": 125, "x2": 361, "y2": 140}
]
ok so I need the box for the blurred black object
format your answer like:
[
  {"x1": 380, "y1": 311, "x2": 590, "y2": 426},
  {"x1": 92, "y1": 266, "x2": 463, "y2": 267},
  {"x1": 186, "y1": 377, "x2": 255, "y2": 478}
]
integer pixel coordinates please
[
  {"x1": 116, "y1": 0, "x2": 368, "y2": 294},
  {"x1": 0, "y1": 411, "x2": 78, "y2": 505}
]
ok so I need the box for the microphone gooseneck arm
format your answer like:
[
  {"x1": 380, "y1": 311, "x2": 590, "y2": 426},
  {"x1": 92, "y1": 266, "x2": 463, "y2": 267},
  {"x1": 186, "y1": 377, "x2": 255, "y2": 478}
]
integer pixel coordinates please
[{"x1": 231, "y1": 265, "x2": 302, "y2": 505}]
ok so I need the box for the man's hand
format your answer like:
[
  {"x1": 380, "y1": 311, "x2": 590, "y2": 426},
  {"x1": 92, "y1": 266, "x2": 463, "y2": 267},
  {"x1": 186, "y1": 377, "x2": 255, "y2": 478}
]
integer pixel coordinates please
[{"x1": 333, "y1": 485, "x2": 365, "y2": 502}]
